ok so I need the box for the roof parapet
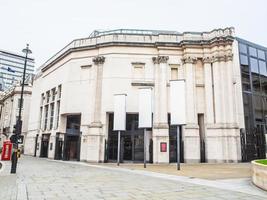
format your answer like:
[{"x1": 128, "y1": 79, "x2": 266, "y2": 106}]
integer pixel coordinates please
[{"x1": 40, "y1": 27, "x2": 235, "y2": 71}]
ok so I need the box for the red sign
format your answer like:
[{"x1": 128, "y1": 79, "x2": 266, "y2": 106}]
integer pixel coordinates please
[
  {"x1": 160, "y1": 142, "x2": 167, "y2": 152},
  {"x1": 1, "y1": 141, "x2": 13, "y2": 161}
]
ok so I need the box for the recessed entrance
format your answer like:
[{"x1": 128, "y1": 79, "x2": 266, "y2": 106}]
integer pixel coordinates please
[
  {"x1": 40, "y1": 134, "x2": 50, "y2": 158},
  {"x1": 168, "y1": 114, "x2": 184, "y2": 163},
  {"x1": 63, "y1": 115, "x2": 81, "y2": 161},
  {"x1": 108, "y1": 114, "x2": 144, "y2": 162}
]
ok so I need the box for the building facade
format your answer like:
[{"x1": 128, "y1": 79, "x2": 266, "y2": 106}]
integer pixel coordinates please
[
  {"x1": 0, "y1": 49, "x2": 34, "y2": 90},
  {"x1": 0, "y1": 79, "x2": 33, "y2": 149},
  {"x1": 237, "y1": 38, "x2": 267, "y2": 161},
  {"x1": 24, "y1": 27, "x2": 265, "y2": 163}
]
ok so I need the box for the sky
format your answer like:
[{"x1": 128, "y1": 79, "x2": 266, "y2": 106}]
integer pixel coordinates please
[{"x1": 0, "y1": 0, "x2": 267, "y2": 68}]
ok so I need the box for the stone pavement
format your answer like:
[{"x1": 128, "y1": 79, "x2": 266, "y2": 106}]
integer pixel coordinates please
[
  {"x1": 0, "y1": 156, "x2": 266, "y2": 200},
  {"x1": 94, "y1": 162, "x2": 252, "y2": 180}
]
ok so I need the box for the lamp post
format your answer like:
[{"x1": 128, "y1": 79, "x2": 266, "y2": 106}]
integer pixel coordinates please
[{"x1": 10, "y1": 44, "x2": 32, "y2": 174}]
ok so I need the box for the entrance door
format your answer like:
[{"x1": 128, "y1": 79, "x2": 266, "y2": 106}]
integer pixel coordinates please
[
  {"x1": 123, "y1": 135, "x2": 132, "y2": 160},
  {"x1": 168, "y1": 115, "x2": 184, "y2": 163},
  {"x1": 40, "y1": 134, "x2": 50, "y2": 158},
  {"x1": 198, "y1": 114, "x2": 206, "y2": 163},
  {"x1": 55, "y1": 133, "x2": 63, "y2": 160},
  {"x1": 108, "y1": 113, "x2": 144, "y2": 162},
  {"x1": 63, "y1": 115, "x2": 81, "y2": 161},
  {"x1": 133, "y1": 133, "x2": 144, "y2": 161}
]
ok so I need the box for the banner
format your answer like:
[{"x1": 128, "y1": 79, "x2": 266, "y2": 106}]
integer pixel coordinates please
[
  {"x1": 170, "y1": 80, "x2": 186, "y2": 125},
  {"x1": 113, "y1": 94, "x2": 126, "y2": 131},
  {"x1": 138, "y1": 88, "x2": 152, "y2": 128}
]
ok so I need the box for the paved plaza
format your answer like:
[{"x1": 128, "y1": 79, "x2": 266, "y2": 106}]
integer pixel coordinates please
[{"x1": 0, "y1": 156, "x2": 267, "y2": 200}]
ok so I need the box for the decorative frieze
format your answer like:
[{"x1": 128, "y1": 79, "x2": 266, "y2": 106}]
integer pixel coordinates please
[
  {"x1": 93, "y1": 56, "x2": 105, "y2": 65},
  {"x1": 181, "y1": 56, "x2": 197, "y2": 64},
  {"x1": 152, "y1": 56, "x2": 169, "y2": 64}
]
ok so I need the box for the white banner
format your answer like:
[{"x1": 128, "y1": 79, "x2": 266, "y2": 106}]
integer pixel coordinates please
[
  {"x1": 170, "y1": 80, "x2": 186, "y2": 125},
  {"x1": 113, "y1": 94, "x2": 126, "y2": 131},
  {"x1": 138, "y1": 88, "x2": 152, "y2": 128}
]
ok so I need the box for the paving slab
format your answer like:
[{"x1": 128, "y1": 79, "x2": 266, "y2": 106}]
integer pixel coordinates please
[{"x1": 0, "y1": 156, "x2": 267, "y2": 200}]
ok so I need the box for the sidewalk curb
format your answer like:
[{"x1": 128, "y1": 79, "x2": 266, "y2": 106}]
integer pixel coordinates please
[{"x1": 48, "y1": 158, "x2": 267, "y2": 198}]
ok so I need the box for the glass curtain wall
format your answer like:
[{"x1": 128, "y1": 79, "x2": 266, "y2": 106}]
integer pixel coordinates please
[{"x1": 238, "y1": 38, "x2": 267, "y2": 160}]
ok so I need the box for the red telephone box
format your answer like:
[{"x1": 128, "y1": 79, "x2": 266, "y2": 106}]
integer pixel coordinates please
[{"x1": 1, "y1": 141, "x2": 13, "y2": 161}]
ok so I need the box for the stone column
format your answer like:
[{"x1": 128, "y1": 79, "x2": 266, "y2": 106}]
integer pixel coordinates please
[
  {"x1": 225, "y1": 53, "x2": 235, "y2": 124},
  {"x1": 203, "y1": 57, "x2": 214, "y2": 124},
  {"x1": 91, "y1": 56, "x2": 105, "y2": 127},
  {"x1": 84, "y1": 56, "x2": 105, "y2": 162},
  {"x1": 182, "y1": 56, "x2": 197, "y2": 125},
  {"x1": 182, "y1": 56, "x2": 200, "y2": 163},
  {"x1": 152, "y1": 55, "x2": 169, "y2": 163},
  {"x1": 212, "y1": 55, "x2": 223, "y2": 124}
]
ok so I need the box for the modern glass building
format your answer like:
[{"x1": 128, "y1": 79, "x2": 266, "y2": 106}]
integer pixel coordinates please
[
  {"x1": 237, "y1": 38, "x2": 267, "y2": 161},
  {"x1": 0, "y1": 49, "x2": 34, "y2": 90}
]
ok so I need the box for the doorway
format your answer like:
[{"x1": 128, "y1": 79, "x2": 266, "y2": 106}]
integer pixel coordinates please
[
  {"x1": 63, "y1": 115, "x2": 81, "y2": 161},
  {"x1": 168, "y1": 114, "x2": 184, "y2": 163},
  {"x1": 54, "y1": 132, "x2": 63, "y2": 160},
  {"x1": 198, "y1": 113, "x2": 206, "y2": 163},
  {"x1": 108, "y1": 114, "x2": 144, "y2": 162},
  {"x1": 40, "y1": 134, "x2": 50, "y2": 158}
]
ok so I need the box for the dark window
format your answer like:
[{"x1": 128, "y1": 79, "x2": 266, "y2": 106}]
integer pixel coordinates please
[
  {"x1": 262, "y1": 76, "x2": 267, "y2": 95},
  {"x1": 250, "y1": 57, "x2": 259, "y2": 73},
  {"x1": 50, "y1": 103, "x2": 54, "y2": 130},
  {"x1": 259, "y1": 60, "x2": 267, "y2": 76},
  {"x1": 239, "y1": 43, "x2": 247, "y2": 54},
  {"x1": 249, "y1": 47, "x2": 257, "y2": 57},
  {"x1": 44, "y1": 105, "x2": 48, "y2": 130},
  {"x1": 52, "y1": 88, "x2": 56, "y2": 101},
  {"x1": 242, "y1": 72, "x2": 251, "y2": 91},
  {"x1": 252, "y1": 75, "x2": 261, "y2": 93}
]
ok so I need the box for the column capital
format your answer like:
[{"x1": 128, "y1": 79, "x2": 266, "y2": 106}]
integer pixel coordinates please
[
  {"x1": 203, "y1": 56, "x2": 213, "y2": 64},
  {"x1": 181, "y1": 56, "x2": 197, "y2": 64},
  {"x1": 211, "y1": 53, "x2": 233, "y2": 63},
  {"x1": 152, "y1": 56, "x2": 169, "y2": 64},
  {"x1": 93, "y1": 56, "x2": 105, "y2": 65}
]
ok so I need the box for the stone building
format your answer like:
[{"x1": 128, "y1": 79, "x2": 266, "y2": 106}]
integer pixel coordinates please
[
  {"x1": 24, "y1": 28, "x2": 266, "y2": 163},
  {"x1": 0, "y1": 77, "x2": 33, "y2": 149}
]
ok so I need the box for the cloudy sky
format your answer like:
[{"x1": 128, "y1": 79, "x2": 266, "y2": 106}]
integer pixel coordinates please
[{"x1": 0, "y1": 0, "x2": 267, "y2": 67}]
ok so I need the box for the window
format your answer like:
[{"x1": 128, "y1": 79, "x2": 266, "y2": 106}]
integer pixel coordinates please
[
  {"x1": 55, "y1": 101, "x2": 60, "y2": 129},
  {"x1": 46, "y1": 91, "x2": 50, "y2": 103},
  {"x1": 17, "y1": 98, "x2": 23, "y2": 108},
  {"x1": 58, "y1": 85, "x2": 62, "y2": 99},
  {"x1": 249, "y1": 47, "x2": 257, "y2": 57},
  {"x1": 44, "y1": 105, "x2": 48, "y2": 130},
  {"x1": 239, "y1": 43, "x2": 247, "y2": 54},
  {"x1": 171, "y1": 67, "x2": 178, "y2": 80},
  {"x1": 258, "y1": 50, "x2": 266, "y2": 60},
  {"x1": 49, "y1": 103, "x2": 54, "y2": 130},
  {"x1": 52, "y1": 88, "x2": 56, "y2": 101},
  {"x1": 242, "y1": 72, "x2": 251, "y2": 91},
  {"x1": 259, "y1": 60, "x2": 267, "y2": 76},
  {"x1": 39, "y1": 107, "x2": 43, "y2": 129},
  {"x1": 250, "y1": 57, "x2": 259, "y2": 73},
  {"x1": 240, "y1": 55, "x2": 248, "y2": 65},
  {"x1": 41, "y1": 93, "x2": 45, "y2": 105}
]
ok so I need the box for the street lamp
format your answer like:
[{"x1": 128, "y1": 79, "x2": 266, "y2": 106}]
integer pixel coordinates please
[{"x1": 10, "y1": 44, "x2": 32, "y2": 174}]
